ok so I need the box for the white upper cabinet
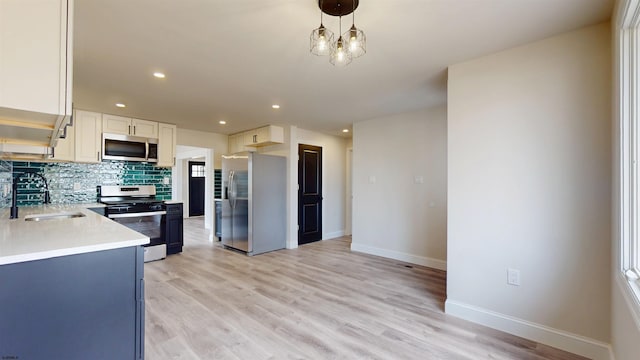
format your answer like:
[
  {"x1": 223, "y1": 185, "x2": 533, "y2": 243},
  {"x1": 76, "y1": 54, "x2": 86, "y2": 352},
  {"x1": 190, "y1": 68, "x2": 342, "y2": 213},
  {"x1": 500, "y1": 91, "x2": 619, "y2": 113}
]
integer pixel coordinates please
[
  {"x1": 51, "y1": 121, "x2": 75, "y2": 161},
  {"x1": 102, "y1": 114, "x2": 131, "y2": 135},
  {"x1": 103, "y1": 114, "x2": 158, "y2": 138},
  {"x1": 229, "y1": 125, "x2": 284, "y2": 154},
  {"x1": 74, "y1": 110, "x2": 102, "y2": 163},
  {"x1": 244, "y1": 125, "x2": 284, "y2": 147},
  {"x1": 132, "y1": 119, "x2": 158, "y2": 138},
  {"x1": 228, "y1": 133, "x2": 248, "y2": 154},
  {"x1": 0, "y1": 0, "x2": 72, "y2": 117},
  {"x1": 157, "y1": 123, "x2": 176, "y2": 167}
]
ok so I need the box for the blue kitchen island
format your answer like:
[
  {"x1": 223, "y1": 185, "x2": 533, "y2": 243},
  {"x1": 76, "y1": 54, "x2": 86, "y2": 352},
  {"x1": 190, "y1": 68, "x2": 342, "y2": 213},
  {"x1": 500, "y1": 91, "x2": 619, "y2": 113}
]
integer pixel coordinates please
[{"x1": 0, "y1": 205, "x2": 148, "y2": 360}]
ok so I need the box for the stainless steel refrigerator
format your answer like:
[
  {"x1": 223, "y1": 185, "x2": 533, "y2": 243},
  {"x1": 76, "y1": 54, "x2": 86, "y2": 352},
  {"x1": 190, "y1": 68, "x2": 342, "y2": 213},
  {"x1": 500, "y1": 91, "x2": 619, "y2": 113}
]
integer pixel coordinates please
[{"x1": 221, "y1": 152, "x2": 286, "y2": 255}]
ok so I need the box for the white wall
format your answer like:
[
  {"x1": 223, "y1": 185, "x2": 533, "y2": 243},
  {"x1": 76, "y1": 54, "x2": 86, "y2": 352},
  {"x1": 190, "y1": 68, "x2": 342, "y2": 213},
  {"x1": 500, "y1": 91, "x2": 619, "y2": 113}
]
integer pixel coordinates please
[
  {"x1": 174, "y1": 145, "x2": 208, "y2": 220},
  {"x1": 174, "y1": 128, "x2": 227, "y2": 238},
  {"x1": 177, "y1": 128, "x2": 228, "y2": 168},
  {"x1": 259, "y1": 126, "x2": 348, "y2": 248},
  {"x1": 351, "y1": 106, "x2": 448, "y2": 270},
  {"x1": 612, "y1": 276, "x2": 640, "y2": 360},
  {"x1": 446, "y1": 23, "x2": 611, "y2": 359}
]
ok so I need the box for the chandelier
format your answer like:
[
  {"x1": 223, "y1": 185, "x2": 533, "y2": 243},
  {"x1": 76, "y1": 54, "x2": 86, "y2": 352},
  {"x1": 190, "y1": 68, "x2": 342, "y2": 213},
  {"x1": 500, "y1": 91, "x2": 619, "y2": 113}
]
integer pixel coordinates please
[{"x1": 310, "y1": 0, "x2": 366, "y2": 66}]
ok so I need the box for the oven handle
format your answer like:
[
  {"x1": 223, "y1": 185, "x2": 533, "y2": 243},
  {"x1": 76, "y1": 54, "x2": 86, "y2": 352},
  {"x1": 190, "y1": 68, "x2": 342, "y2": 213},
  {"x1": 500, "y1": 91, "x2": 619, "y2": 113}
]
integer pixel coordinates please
[{"x1": 108, "y1": 210, "x2": 167, "y2": 219}]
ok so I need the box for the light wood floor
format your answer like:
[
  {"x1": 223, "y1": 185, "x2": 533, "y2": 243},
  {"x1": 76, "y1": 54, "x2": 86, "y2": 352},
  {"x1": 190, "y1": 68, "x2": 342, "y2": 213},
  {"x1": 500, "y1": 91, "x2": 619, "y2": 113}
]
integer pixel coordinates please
[{"x1": 144, "y1": 218, "x2": 587, "y2": 360}]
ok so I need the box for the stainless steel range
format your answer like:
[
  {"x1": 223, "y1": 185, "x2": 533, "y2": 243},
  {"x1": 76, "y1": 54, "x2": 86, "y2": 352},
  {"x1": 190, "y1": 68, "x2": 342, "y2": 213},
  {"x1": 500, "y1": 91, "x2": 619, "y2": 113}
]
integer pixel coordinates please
[{"x1": 97, "y1": 185, "x2": 167, "y2": 262}]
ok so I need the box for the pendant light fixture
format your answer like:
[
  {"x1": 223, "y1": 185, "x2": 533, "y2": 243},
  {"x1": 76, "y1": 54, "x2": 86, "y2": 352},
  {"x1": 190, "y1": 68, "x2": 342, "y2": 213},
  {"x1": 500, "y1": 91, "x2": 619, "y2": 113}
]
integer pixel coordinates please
[
  {"x1": 330, "y1": 15, "x2": 352, "y2": 66},
  {"x1": 344, "y1": 0, "x2": 365, "y2": 58},
  {"x1": 310, "y1": 0, "x2": 365, "y2": 66},
  {"x1": 310, "y1": 0, "x2": 334, "y2": 56}
]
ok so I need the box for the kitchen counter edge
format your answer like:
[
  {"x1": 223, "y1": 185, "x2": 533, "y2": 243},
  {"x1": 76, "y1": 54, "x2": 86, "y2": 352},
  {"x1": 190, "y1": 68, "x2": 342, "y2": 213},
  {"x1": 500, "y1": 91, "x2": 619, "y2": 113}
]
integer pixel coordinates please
[{"x1": 0, "y1": 203, "x2": 149, "y2": 266}]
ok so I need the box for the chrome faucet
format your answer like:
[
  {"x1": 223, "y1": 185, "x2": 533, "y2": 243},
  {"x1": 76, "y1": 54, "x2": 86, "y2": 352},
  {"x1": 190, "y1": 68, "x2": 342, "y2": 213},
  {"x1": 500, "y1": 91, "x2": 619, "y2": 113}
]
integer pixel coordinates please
[{"x1": 10, "y1": 172, "x2": 50, "y2": 219}]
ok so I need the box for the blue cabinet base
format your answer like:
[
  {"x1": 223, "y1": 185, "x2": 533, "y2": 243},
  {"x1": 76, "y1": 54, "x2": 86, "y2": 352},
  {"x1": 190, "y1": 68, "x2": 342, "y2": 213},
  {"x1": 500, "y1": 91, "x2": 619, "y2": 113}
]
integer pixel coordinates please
[{"x1": 0, "y1": 246, "x2": 144, "y2": 360}]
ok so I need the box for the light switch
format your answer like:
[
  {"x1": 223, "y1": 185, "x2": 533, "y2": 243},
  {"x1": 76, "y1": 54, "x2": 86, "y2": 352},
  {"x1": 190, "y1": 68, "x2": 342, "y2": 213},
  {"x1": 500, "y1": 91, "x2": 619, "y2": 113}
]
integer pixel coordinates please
[
  {"x1": 414, "y1": 176, "x2": 424, "y2": 184},
  {"x1": 163, "y1": 177, "x2": 171, "y2": 185},
  {"x1": 368, "y1": 175, "x2": 376, "y2": 184}
]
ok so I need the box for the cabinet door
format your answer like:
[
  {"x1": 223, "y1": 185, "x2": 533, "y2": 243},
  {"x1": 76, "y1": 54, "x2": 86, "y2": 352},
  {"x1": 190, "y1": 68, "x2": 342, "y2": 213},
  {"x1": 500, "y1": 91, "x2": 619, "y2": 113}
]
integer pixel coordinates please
[
  {"x1": 157, "y1": 123, "x2": 176, "y2": 167},
  {"x1": 132, "y1": 119, "x2": 158, "y2": 138},
  {"x1": 244, "y1": 125, "x2": 284, "y2": 147},
  {"x1": 255, "y1": 126, "x2": 271, "y2": 144},
  {"x1": 228, "y1": 133, "x2": 243, "y2": 154},
  {"x1": 51, "y1": 121, "x2": 75, "y2": 161},
  {"x1": 74, "y1": 110, "x2": 102, "y2": 163},
  {"x1": 0, "y1": 0, "x2": 71, "y2": 116},
  {"x1": 166, "y1": 216, "x2": 184, "y2": 254},
  {"x1": 244, "y1": 130, "x2": 257, "y2": 145},
  {"x1": 102, "y1": 114, "x2": 131, "y2": 135}
]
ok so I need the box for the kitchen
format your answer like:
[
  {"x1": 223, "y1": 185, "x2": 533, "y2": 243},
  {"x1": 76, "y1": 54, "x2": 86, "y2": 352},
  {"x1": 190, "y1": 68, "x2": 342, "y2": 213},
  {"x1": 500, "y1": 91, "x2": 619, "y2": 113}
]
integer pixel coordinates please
[{"x1": 0, "y1": 0, "x2": 631, "y2": 359}]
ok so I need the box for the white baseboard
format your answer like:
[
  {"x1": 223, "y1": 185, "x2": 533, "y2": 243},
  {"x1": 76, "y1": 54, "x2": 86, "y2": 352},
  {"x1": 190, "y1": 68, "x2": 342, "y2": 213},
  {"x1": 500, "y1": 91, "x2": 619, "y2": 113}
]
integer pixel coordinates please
[
  {"x1": 350, "y1": 242, "x2": 447, "y2": 271},
  {"x1": 445, "y1": 300, "x2": 612, "y2": 360},
  {"x1": 323, "y1": 230, "x2": 345, "y2": 240}
]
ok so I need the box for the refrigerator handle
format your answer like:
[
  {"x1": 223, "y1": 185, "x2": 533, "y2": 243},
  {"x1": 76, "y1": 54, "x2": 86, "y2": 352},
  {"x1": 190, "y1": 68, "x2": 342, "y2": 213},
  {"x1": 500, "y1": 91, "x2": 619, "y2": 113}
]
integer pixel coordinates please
[{"x1": 229, "y1": 170, "x2": 235, "y2": 208}]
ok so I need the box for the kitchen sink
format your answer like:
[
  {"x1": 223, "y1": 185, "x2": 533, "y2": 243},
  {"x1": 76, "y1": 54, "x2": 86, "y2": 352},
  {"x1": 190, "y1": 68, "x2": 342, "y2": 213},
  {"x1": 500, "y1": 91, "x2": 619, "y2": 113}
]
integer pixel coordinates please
[{"x1": 24, "y1": 212, "x2": 86, "y2": 222}]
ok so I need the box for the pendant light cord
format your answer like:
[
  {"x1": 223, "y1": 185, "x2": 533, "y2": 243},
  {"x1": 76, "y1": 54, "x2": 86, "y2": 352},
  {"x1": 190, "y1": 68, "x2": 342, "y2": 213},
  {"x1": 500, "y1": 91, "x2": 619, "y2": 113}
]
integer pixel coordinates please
[{"x1": 352, "y1": 0, "x2": 355, "y2": 25}]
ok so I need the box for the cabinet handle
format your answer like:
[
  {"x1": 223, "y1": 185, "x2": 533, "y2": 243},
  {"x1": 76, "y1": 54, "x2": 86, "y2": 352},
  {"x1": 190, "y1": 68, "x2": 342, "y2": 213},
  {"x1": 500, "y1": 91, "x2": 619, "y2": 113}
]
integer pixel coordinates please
[
  {"x1": 173, "y1": 157, "x2": 176, "y2": 166},
  {"x1": 129, "y1": 125, "x2": 131, "y2": 134},
  {"x1": 133, "y1": 125, "x2": 136, "y2": 135},
  {"x1": 97, "y1": 151, "x2": 100, "y2": 162},
  {"x1": 253, "y1": 134, "x2": 257, "y2": 143}
]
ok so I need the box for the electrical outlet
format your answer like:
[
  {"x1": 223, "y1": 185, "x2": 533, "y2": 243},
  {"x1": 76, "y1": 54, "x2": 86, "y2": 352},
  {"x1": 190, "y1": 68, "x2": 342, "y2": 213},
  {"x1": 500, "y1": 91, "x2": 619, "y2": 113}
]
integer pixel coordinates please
[
  {"x1": 368, "y1": 175, "x2": 376, "y2": 184},
  {"x1": 163, "y1": 177, "x2": 170, "y2": 185},
  {"x1": 414, "y1": 175, "x2": 424, "y2": 184},
  {"x1": 73, "y1": 183, "x2": 81, "y2": 191},
  {"x1": 507, "y1": 268, "x2": 521, "y2": 286}
]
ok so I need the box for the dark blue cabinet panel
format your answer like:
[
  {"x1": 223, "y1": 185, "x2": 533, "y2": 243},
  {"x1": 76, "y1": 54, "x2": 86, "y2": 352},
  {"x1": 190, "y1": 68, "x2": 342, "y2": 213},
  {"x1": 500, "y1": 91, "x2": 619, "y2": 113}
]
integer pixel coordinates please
[
  {"x1": 0, "y1": 246, "x2": 144, "y2": 360},
  {"x1": 165, "y1": 203, "x2": 183, "y2": 255}
]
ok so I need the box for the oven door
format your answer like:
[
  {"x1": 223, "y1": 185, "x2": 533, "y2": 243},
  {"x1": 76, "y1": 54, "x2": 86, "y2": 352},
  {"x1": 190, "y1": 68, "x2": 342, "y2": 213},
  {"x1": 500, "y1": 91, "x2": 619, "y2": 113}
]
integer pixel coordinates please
[{"x1": 108, "y1": 210, "x2": 167, "y2": 261}]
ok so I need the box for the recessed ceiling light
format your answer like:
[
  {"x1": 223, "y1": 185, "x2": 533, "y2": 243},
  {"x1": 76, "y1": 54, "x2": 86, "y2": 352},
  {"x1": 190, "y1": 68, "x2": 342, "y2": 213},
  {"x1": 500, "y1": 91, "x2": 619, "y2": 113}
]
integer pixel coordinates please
[
  {"x1": 342, "y1": 129, "x2": 349, "y2": 133},
  {"x1": 153, "y1": 72, "x2": 165, "y2": 78},
  {"x1": 272, "y1": 104, "x2": 280, "y2": 109},
  {"x1": 219, "y1": 120, "x2": 226, "y2": 125},
  {"x1": 116, "y1": 103, "x2": 126, "y2": 108}
]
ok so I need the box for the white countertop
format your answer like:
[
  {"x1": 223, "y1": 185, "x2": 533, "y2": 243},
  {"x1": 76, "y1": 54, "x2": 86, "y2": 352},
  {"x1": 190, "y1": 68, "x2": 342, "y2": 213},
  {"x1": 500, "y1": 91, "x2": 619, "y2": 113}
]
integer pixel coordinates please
[{"x1": 0, "y1": 203, "x2": 149, "y2": 266}]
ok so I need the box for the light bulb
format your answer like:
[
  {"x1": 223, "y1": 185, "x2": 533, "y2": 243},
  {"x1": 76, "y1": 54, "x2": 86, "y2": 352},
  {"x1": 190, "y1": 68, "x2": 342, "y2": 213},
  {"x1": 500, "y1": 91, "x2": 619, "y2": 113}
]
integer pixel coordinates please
[
  {"x1": 349, "y1": 40, "x2": 359, "y2": 52},
  {"x1": 319, "y1": 39, "x2": 326, "y2": 51},
  {"x1": 336, "y1": 42, "x2": 345, "y2": 61}
]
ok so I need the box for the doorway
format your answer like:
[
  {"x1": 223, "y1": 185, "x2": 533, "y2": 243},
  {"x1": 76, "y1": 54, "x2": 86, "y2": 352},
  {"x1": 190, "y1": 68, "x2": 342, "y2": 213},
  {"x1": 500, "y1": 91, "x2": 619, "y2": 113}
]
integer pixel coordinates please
[
  {"x1": 188, "y1": 161, "x2": 205, "y2": 217},
  {"x1": 298, "y1": 144, "x2": 323, "y2": 245}
]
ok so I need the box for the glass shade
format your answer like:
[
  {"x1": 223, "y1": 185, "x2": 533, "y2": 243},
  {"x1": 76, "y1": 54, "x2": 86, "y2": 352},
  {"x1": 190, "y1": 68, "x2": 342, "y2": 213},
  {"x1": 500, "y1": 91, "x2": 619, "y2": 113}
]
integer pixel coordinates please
[
  {"x1": 344, "y1": 24, "x2": 366, "y2": 58},
  {"x1": 330, "y1": 36, "x2": 352, "y2": 66},
  {"x1": 310, "y1": 24, "x2": 334, "y2": 56}
]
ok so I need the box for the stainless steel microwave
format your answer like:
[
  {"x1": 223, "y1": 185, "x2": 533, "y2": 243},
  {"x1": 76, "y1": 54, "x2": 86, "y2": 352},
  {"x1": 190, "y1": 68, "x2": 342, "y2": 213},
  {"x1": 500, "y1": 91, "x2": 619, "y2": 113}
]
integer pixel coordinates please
[{"x1": 102, "y1": 133, "x2": 158, "y2": 162}]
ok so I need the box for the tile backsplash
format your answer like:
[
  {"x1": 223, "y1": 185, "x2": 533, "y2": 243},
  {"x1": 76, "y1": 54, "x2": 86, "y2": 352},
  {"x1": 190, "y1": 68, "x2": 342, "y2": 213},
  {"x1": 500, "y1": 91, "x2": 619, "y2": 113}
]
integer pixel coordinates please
[
  {"x1": 8, "y1": 161, "x2": 172, "y2": 206},
  {"x1": 0, "y1": 160, "x2": 12, "y2": 208}
]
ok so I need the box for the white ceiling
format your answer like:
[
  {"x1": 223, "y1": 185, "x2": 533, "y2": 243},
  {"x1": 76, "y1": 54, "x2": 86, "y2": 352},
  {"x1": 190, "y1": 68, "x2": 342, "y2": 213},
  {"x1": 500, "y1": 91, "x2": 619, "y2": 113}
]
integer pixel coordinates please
[{"x1": 73, "y1": 0, "x2": 613, "y2": 137}]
